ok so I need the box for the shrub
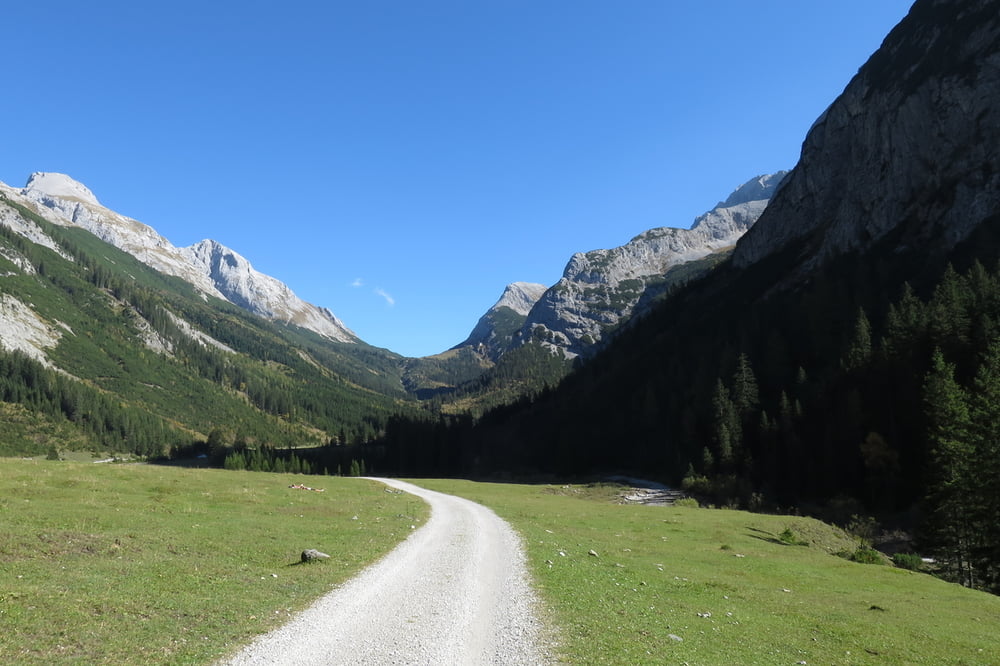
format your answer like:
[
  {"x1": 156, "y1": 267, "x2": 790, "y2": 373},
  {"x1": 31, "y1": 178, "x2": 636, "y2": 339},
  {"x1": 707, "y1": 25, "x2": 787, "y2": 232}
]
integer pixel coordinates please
[
  {"x1": 839, "y1": 546, "x2": 885, "y2": 565},
  {"x1": 779, "y1": 527, "x2": 808, "y2": 546},
  {"x1": 673, "y1": 497, "x2": 700, "y2": 508},
  {"x1": 892, "y1": 552, "x2": 924, "y2": 571}
]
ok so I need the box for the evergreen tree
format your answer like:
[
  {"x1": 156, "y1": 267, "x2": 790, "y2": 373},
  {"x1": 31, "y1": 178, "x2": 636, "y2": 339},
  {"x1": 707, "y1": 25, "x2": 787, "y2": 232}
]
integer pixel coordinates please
[
  {"x1": 922, "y1": 348, "x2": 976, "y2": 586},
  {"x1": 711, "y1": 379, "x2": 739, "y2": 467},
  {"x1": 731, "y1": 353, "x2": 760, "y2": 419},
  {"x1": 843, "y1": 308, "x2": 873, "y2": 371},
  {"x1": 967, "y1": 340, "x2": 1000, "y2": 590}
]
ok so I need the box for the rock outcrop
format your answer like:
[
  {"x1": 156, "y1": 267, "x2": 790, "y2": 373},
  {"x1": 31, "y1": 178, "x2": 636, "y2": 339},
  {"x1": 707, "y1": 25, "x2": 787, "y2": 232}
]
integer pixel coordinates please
[
  {"x1": 184, "y1": 239, "x2": 355, "y2": 342},
  {"x1": 520, "y1": 172, "x2": 786, "y2": 357},
  {"x1": 733, "y1": 0, "x2": 1000, "y2": 273},
  {"x1": 455, "y1": 281, "x2": 547, "y2": 359}
]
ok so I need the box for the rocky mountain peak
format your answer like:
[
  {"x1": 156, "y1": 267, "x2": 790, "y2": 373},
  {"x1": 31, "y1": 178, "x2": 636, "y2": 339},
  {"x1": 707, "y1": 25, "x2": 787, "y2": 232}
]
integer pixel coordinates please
[
  {"x1": 494, "y1": 282, "x2": 548, "y2": 316},
  {"x1": 717, "y1": 172, "x2": 787, "y2": 209},
  {"x1": 454, "y1": 282, "x2": 547, "y2": 356},
  {"x1": 181, "y1": 238, "x2": 356, "y2": 343},
  {"x1": 519, "y1": 172, "x2": 787, "y2": 357},
  {"x1": 8, "y1": 173, "x2": 357, "y2": 344},
  {"x1": 24, "y1": 172, "x2": 101, "y2": 206}
]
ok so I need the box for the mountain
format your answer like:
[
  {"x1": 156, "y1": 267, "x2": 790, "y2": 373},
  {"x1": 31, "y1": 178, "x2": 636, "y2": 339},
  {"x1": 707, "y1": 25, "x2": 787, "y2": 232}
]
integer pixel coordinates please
[
  {"x1": 515, "y1": 172, "x2": 786, "y2": 357},
  {"x1": 733, "y1": 1, "x2": 1000, "y2": 276},
  {"x1": 0, "y1": 186, "x2": 416, "y2": 459},
  {"x1": 454, "y1": 282, "x2": 547, "y2": 359},
  {"x1": 6, "y1": 173, "x2": 356, "y2": 343},
  {"x1": 374, "y1": 0, "x2": 1000, "y2": 558}
]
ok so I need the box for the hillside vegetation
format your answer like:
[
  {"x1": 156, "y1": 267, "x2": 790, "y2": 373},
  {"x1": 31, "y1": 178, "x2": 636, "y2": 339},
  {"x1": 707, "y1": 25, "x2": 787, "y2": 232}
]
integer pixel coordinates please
[{"x1": 0, "y1": 197, "x2": 420, "y2": 456}]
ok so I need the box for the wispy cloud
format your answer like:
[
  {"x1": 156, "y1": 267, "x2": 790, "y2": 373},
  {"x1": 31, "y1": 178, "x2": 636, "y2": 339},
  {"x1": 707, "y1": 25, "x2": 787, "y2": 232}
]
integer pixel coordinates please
[
  {"x1": 374, "y1": 287, "x2": 395, "y2": 307},
  {"x1": 351, "y1": 277, "x2": 364, "y2": 288}
]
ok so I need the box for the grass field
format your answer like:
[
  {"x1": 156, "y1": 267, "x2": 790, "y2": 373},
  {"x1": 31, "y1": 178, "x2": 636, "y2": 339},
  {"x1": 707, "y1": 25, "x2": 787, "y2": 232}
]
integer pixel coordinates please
[
  {"x1": 0, "y1": 459, "x2": 428, "y2": 664},
  {"x1": 4, "y1": 462, "x2": 1000, "y2": 665},
  {"x1": 416, "y1": 479, "x2": 1000, "y2": 665}
]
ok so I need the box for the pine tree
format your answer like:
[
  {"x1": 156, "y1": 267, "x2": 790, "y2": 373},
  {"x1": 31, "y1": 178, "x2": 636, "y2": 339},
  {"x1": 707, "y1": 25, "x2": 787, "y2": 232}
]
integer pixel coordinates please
[
  {"x1": 711, "y1": 379, "x2": 739, "y2": 467},
  {"x1": 967, "y1": 340, "x2": 1000, "y2": 590},
  {"x1": 922, "y1": 348, "x2": 976, "y2": 586},
  {"x1": 843, "y1": 308, "x2": 873, "y2": 371},
  {"x1": 731, "y1": 353, "x2": 760, "y2": 419}
]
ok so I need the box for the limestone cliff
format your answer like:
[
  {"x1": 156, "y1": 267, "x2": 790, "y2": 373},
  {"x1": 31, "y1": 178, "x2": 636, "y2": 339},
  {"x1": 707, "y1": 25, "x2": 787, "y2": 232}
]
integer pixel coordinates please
[
  {"x1": 520, "y1": 173, "x2": 786, "y2": 357},
  {"x1": 455, "y1": 282, "x2": 547, "y2": 359},
  {"x1": 733, "y1": 0, "x2": 1000, "y2": 273}
]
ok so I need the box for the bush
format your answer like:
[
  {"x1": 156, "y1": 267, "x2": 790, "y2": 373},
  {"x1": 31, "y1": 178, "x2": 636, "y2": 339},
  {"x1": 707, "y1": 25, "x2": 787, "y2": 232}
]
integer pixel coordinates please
[
  {"x1": 779, "y1": 527, "x2": 809, "y2": 546},
  {"x1": 892, "y1": 552, "x2": 924, "y2": 571},
  {"x1": 673, "y1": 497, "x2": 700, "y2": 508},
  {"x1": 837, "y1": 546, "x2": 885, "y2": 565}
]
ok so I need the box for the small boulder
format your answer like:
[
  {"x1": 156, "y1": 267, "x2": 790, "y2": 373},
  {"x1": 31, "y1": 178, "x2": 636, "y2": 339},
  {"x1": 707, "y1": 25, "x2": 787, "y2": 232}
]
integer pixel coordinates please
[{"x1": 301, "y1": 548, "x2": 330, "y2": 563}]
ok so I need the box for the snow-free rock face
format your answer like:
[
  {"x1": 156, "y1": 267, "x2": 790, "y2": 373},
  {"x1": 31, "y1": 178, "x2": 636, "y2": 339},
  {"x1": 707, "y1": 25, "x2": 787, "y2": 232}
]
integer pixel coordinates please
[
  {"x1": 18, "y1": 173, "x2": 228, "y2": 299},
  {"x1": 12, "y1": 173, "x2": 357, "y2": 343},
  {"x1": 0, "y1": 294, "x2": 67, "y2": 368},
  {"x1": 733, "y1": 0, "x2": 1000, "y2": 273},
  {"x1": 456, "y1": 282, "x2": 547, "y2": 358},
  {"x1": 520, "y1": 172, "x2": 787, "y2": 357},
  {"x1": 184, "y1": 240, "x2": 355, "y2": 342},
  {"x1": 24, "y1": 172, "x2": 101, "y2": 206}
]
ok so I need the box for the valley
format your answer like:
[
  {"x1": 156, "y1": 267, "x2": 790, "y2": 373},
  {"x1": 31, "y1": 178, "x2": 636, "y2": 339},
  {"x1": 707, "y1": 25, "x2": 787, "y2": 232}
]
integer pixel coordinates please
[{"x1": 3, "y1": 0, "x2": 1000, "y2": 661}]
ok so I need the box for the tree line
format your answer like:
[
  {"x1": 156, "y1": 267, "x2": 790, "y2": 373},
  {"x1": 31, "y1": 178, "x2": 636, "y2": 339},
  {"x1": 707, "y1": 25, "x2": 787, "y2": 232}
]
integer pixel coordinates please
[{"x1": 361, "y1": 224, "x2": 1000, "y2": 593}]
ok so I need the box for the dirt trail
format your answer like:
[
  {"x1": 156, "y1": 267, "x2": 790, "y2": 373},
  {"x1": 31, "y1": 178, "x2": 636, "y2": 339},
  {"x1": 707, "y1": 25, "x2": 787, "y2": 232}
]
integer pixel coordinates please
[{"x1": 221, "y1": 478, "x2": 549, "y2": 665}]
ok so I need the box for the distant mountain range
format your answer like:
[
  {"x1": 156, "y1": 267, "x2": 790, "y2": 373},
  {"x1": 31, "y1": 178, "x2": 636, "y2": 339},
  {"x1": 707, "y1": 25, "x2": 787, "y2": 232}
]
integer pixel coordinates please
[
  {"x1": 8, "y1": 172, "x2": 357, "y2": 343},
  {"x1": 3, "y1": 167, "x2": 782, "y2": 364},
  {"x1": 0, "y1": 155, "x2": 777, "y2": 453}
]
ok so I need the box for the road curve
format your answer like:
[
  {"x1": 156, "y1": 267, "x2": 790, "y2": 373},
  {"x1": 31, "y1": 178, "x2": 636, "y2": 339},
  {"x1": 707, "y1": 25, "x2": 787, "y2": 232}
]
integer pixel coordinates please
[{"x1": 221, "y1": 478, "x2": 549, "y2": 665}]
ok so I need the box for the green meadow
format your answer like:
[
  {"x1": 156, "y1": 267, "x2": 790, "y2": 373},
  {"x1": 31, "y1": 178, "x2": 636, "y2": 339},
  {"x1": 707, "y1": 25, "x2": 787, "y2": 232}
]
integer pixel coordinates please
[
  {"x1": 0, "y1": 460, "x2": 427, "y2": 664},
  {"x1": 3, "y1": 461, "x2": 1000, "y2": 665},
  {"x1": 419, "y1": 479, "x2": 1000, "y2": 665}
]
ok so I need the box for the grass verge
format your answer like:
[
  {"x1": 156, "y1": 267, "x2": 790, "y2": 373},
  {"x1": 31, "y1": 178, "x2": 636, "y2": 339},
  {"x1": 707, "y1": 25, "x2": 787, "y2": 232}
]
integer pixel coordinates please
[
  {"x1": 416, "y1": 479, "x2": 1000, "y2": 665},
  {"x1": 0, "y1": 459, "x2": 427, "y2": 664}
]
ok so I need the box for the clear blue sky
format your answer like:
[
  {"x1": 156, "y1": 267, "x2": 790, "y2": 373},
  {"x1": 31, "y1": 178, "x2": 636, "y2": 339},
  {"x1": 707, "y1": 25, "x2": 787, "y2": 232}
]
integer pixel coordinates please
[{"x1": 3, "y1": 1, "x2": 913, "y2": 357}]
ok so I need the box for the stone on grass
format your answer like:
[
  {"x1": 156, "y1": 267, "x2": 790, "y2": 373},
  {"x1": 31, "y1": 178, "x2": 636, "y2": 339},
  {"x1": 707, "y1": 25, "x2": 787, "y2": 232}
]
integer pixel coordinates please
[{"x1": 301, "y1": 548, "x2": 330, "y2": 563}]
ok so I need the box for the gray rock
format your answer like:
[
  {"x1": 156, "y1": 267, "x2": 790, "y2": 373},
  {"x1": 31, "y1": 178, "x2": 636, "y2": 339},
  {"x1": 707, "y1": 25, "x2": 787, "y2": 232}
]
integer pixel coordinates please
[
  {"x1": 301, "y1": 548, "x2": 331, "y2": 563},
  {"x1": 733, "y1": 0, "x2": 1000, "y2": 278},
  {"x1": 516, "y1": 172, "x2": 786, "y2": 358}
]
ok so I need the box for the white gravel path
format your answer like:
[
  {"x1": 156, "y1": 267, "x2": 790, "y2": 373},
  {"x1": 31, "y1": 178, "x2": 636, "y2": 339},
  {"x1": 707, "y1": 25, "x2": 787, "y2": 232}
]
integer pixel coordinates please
[{"x1": 220, "y1": 478, "x2": 551, "y2": 665}]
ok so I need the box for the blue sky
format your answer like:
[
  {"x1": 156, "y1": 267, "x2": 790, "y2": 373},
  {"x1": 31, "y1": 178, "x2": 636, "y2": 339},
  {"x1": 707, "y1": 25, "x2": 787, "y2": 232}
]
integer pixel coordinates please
[{"x1": 3, "y1": 1, "x2": 913, "y2": 357}]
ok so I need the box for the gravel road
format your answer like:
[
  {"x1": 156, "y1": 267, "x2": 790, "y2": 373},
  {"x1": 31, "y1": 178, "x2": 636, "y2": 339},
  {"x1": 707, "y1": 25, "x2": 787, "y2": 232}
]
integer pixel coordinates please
[{"x1": 221, "y1": 478, "x2": 550, "y2": 665}]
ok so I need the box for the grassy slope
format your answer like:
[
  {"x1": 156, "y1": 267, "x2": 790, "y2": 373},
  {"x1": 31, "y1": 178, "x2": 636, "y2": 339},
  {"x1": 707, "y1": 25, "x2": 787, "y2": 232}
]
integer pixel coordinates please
[
  {"x1": 416, "y1": 479, "x2": 1000, "y2": 665},
  {"x1": 0, "y1": 460, "x2": 428, "y2": 664},
  {"x1": 5, "y1": 464, "x2": 998, "y2": 665}
]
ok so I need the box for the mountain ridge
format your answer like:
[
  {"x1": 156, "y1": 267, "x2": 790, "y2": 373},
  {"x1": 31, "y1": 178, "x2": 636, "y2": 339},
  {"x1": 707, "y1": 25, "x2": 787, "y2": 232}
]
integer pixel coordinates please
[
  {"x1": 3, "y1": 172, "x2": 358, "y2": 344},
  {"x1": 733, "y1": 0, "x2": 1000, "y2": 273},
  {"x1": 517, "y1": 171, "x2": 787, "y2": 357}
]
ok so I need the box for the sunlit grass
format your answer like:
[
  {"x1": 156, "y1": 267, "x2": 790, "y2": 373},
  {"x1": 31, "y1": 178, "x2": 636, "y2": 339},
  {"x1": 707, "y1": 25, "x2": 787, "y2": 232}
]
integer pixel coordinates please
[
  {"x1": 417, "y1": 479, "x2": 1000, "y2": 665},
  {"x1": 0, "y1": 459, "x2": 427, "y2": 664}
]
